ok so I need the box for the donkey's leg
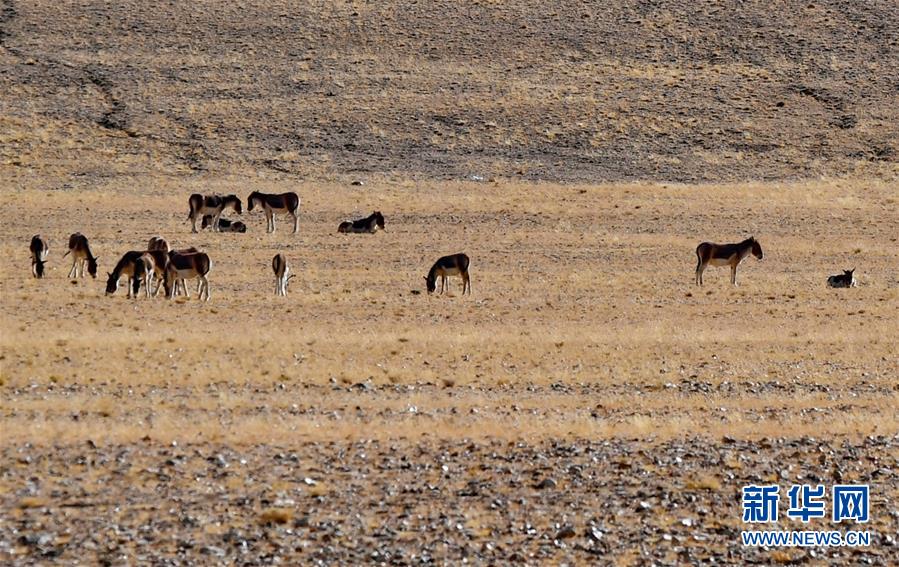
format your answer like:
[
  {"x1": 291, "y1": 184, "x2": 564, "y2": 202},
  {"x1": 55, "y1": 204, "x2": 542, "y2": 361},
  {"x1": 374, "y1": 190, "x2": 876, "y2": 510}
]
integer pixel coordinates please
[{"x1": 292, "y1": 211, "x2": 299, "y2": 233}]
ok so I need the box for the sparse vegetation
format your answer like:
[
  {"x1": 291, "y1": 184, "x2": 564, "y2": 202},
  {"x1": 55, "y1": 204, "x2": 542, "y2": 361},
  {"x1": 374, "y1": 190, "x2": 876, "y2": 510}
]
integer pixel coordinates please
[{"x1": 1, "y1": 0, "x2": 897, "y2": 564}]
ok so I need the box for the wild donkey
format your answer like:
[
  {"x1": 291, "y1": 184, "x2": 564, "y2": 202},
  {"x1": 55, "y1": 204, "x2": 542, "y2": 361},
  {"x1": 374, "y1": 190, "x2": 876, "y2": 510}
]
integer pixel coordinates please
[
  {"x1": 338, "y1": 211, "x2": 385, "y2": 234},
  {"x1": 147, "y1": 236, "x2": 170, "y2": 254},
  {"x1": 106, "y1": 251, "x2": 155, "y2": 298},
  {"x1": 425, "y1": 253, "x2": 471, "y2": 295},
  {"x1": 63, "y1": 233, "x2": 99, "y2": 279},
  {"x1": 695, "y1": 237, "x2": 763, "y2": 286},
  {"x1": 827, "y1": 269, "x2": 857, "y2": 288},
  {"x1": 187, "y1": 194, "x2": 242, "y2": 233},
  {"x1": 164, "y1": 251, "x2": 212, "y2": 301},
  {"x1": 272, "y1": 253, "x2": 294, "y2": 296},
  {"x1": 247, "y1": 191, "x2": 300, "y2": 233},
  {"x1": 29, "y1": 235, "x2": 49, "y2": 278},
  {"x1": 201, "y1": 215, "x2": 247, "y2": 233},
  {"x1": 141, "y1": 249, "x2": 171, "y2": 296}
]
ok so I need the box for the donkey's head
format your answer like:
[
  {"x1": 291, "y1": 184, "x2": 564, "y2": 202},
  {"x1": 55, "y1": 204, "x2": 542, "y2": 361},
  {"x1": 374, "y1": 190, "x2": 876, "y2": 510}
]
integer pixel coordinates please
[
  {"x1": 33, "y1": 259, "x2": 46, "y2": 278},
  {"x1": 749, "y1": 237, "x2": 763, "y2": 260},
  {"x1": 247, "y1": 192, "x2": 260, "y2": 212},
  {"x1": 87, "y1": 255, "x2": 99, "y2": 278},
  {"x1": 105, "y1": 271, "x2": 119, "y2": 296},
  {"x1": 424, "y1": 274, "x2": 437, "y2": 294}
]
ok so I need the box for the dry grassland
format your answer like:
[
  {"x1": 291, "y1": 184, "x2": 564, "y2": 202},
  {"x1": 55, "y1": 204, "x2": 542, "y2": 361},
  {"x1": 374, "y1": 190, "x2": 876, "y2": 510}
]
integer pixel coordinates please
[
  {"x1": 1, "y1": 175, "x2": 897, "y2": 564},
  {"x1": 2, "y1": 176, "x2": 897, "y2": 446}
]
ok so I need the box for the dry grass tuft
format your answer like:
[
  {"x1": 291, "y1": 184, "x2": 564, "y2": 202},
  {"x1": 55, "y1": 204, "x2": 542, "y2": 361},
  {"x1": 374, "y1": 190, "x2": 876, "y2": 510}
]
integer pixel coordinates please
[
  {"x1": 684, "y1": 475, "x2": 722, "y2": 491},
  {"x1": 17, "y1": 497, "x2": 49, "y2": 509},
  {"x1": 259, "y1": 508, "x2": 294, "y2": 525}
]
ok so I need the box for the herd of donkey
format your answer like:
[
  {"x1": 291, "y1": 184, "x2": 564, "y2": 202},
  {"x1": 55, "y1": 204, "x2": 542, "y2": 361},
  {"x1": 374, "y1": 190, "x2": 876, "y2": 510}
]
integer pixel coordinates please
[{"x1": 26, "y1": 191, "x2": 860, "y2": 300}]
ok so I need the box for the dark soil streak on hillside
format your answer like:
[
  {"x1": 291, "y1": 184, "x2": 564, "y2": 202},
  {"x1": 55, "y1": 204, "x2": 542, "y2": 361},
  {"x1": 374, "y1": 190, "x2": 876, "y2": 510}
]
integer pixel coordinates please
[
  {"x1": 85, "y1": 68, "x2": 130, "y2": 133},
  {"x1": 0, "y1": 0, "x2": 20, "y2": 56}
]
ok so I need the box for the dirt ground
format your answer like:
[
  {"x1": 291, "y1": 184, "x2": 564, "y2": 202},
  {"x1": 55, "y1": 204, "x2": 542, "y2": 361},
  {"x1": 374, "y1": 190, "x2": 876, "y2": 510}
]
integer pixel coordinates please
[{"x1": 1, "y1": 0, "x2": 898, "y2": 564}]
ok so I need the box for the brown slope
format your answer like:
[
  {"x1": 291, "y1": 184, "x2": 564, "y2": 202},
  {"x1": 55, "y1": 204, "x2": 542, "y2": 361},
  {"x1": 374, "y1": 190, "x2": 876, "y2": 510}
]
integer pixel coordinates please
[{"x1": 1, "y1": 0, "x2": 897, "y2": 182}]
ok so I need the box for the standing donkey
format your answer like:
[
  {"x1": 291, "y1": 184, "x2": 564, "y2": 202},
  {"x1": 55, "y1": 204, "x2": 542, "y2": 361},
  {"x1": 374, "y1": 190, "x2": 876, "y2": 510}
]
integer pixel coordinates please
[
  {"x1": 247, "y1": 191, "x2": 301, "y2": 233},
  {"x1": 29, "y1": 235, "x2": 49, "y2": 278},
  {"x1": 695, "y1": 237, "x2": 763, "y2": 286},
  {"x1": 164, "y1": 250, "x2": 212, "y2": 301},
  {"x1": 187, "y1": 194, "x2": 242, "y2": 233},
  {"x1": 272, "y1": 253, "x2": 294, "y2": 296},
  {"x1": 147, "y1": 236, "x2": 170, "y2": 254},
  {"x1": 63, "y1": 233, "x2": 99, "y2": 279}
]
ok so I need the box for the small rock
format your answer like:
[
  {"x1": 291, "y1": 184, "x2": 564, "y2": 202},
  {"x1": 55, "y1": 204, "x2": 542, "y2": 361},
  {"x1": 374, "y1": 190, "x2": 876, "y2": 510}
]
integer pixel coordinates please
[
  {"x1": 534, "y1": 478, "x2": 557, "y2": 489},
  {"x1": 555, "y1": 525, "x2": 576, "y2": 539},
  {"x1": 200, "y1": 545, "x2": 226, "y2": 557}
]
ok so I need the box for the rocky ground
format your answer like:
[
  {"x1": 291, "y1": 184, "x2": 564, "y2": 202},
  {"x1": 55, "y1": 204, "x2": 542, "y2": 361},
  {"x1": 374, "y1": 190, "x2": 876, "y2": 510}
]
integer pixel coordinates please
[{"x1": 2, "y1": 437, "x2": 898, "y2": 565}]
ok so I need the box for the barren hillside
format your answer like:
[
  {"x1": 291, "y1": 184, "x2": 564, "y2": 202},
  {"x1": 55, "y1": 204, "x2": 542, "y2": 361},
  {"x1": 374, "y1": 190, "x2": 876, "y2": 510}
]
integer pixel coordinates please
[{"x1": 2, "y1": 0, "x2": 898, "y2": 183}]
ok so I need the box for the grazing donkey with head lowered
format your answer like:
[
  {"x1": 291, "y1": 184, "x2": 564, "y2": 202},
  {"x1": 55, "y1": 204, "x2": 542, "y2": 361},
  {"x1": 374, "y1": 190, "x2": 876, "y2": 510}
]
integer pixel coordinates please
[
  {"x1": 247, "y1": 191, "x2": 300, "y2": 233},
  {"x1": 29, "y1": 235, "x2": 49, "y2": 278},
  {"x1": 63, "y1": 232, "x2": 99, "y2": 279},
  {"x1": 187, "y1": 193, "x2": 242, "y2": 233},
  {"x1": 827, "y1": 269, "x2": 857, "y2": 288},
  {"x1": 695, "y1": 237, "x2": 763, "y2": 286},
  {"x1": 338, "y1": 211, "x2": 386, "y2": 234},
  {"x1": 106, "y1": 251, "x2": 154, "y2": 298},
  {"x1": 425, "y1": 253, "x2": 471, "y2": 296}
]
